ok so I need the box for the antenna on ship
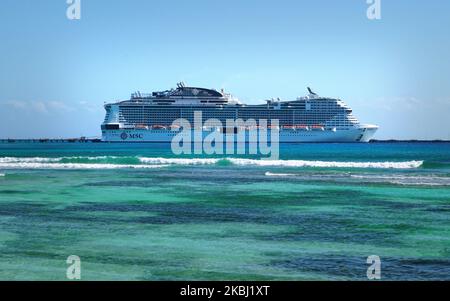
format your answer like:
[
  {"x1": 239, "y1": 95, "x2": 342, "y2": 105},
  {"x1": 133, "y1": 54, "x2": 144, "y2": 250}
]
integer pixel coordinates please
[{"x1": 307, "y1": 87, "x2": 318, "y2": 96}]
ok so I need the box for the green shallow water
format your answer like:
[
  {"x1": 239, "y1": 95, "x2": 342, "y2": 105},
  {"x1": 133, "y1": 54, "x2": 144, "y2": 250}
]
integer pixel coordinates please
[{"x1": 0, "y1": 142, "x2": 449, "y2": 280}]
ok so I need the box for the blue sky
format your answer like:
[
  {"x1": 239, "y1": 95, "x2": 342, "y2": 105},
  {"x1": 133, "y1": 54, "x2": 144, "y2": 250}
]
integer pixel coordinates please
[{"x1": 1, "y1": 0, "x2": 449, "y2": 139}]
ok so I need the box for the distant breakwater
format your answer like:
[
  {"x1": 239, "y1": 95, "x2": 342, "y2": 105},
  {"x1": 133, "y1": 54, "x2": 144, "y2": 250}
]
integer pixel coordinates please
[{"x1": 1, "y1": 138, "x2": 449, "y2": 144}]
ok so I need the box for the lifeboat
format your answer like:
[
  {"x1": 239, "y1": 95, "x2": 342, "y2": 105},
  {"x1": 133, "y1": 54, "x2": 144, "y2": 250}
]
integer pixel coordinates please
[
  {"x1": 282, "y1": 125, "x2": 296, "y2": 130},
  {"x1": 311, "y1": 125, "x2": 325, "y2": 131},
  {"x1": 135, "y1": 124, "x2": 148, "y2": 130},
  {"x1": 152, "y1": 125, "x2": 167, "y2": 130},
  {"x1": 295, "y1": 125, "x2": 309, "y2": 131}
]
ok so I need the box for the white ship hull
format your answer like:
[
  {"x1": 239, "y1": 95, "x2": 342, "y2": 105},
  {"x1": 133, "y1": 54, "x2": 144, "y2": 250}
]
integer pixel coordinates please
[
  {"x1": 102, "y1": 125, "x2": 378, "y2": 143},
  {"x1": 101, "y1": 85, "x2": 379, "y2": 143}
]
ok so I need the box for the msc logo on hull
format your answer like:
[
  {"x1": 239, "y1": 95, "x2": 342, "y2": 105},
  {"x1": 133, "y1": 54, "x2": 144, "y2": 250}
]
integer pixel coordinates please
[{"x1": 120, "y1": 132, "x2": 143, "y2": 140}]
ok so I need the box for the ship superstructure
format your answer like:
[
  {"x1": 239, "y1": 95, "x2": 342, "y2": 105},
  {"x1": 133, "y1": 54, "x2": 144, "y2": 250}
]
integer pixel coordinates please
[{"x1": 101, "y1": 83, "x2": 378, "y2": 142}]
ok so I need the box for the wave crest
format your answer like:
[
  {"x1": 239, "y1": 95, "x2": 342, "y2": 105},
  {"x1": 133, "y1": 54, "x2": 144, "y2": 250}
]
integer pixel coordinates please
[
  {"x1": 228, "y1": 159, "x2": 423, "y2": 169},
  {"x1": 265, "y1": 172, "x2": 296, "y2": 177},
  {"x1": 139, "y1": 157, "x2": 220, "y2": 165},
  {"x1": 0, "y1": 156, "x2": 424, "y2": 170},
  {"x1": 0, "y1": 162, "x2": 167, "y2": 170},
  {"x1": 139, "y1": 157, "x2": 423, "y2": 169}
]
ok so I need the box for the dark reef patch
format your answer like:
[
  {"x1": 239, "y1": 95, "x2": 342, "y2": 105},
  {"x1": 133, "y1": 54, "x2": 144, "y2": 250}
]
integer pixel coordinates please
[{"x1": 271, "y1": 255, "x2": 450, "y2": 280}]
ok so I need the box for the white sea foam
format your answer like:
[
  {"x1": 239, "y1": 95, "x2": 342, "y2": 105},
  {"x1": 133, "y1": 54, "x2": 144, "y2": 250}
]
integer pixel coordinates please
[
  {"x1": 0, "y1": 156, "x2": 119, "y2": 163},
  {"x1": 59, "y1": 156, "x2": 116, "y2": 160},
  {"x1": 265, "y1": 172, "x2": 297, "y2": 177},
  {"x1": 351, "y1": 174, "x2": 450, "y2": 186},
  {"x1": 228, "y1": 159, "x2": 424, "y2": 169},
  {"x1": 139, "y1": 157, "x2": 423, "y2": 169},
  {"x1": 139, "y1": 157, "x2": 221, "y2": 165},
  {"x1": 390, "y1": 181, "x2": 448, "y2": 186},
  {"x1": 0, "y1": 157, "x2": 60, "y2": 163},
  {"x1": 0, "y1": 173, "x2": 5, "y2": 177},
  {"x1": 351, "y1": 174, "x2": 444, "y2": 180},
  {"x1": 0, "y1": 162, "x2": 167, "y2": 170},
  {"x1": 0, "y1": 156, "x2": 425, "y2": 170},
  {"x1": 263, "y1": 171, "x2": 449, "y2": 186}
]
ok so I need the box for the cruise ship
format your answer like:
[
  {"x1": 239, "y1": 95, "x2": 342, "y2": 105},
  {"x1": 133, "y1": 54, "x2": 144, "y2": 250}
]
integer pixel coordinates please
[{"x1": 101, "y1": 83, "x2": 378, "y2": 143}]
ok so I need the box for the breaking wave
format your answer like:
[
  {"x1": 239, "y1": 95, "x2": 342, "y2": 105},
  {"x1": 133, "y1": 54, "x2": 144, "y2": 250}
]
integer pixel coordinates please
[
  {"x1": 265, "y1": 172, "x2": 297, "y2": 177},
  {"x1": 0, "y1": 162, "x2": 167, "y2": 170},
  {"x1": 0, "y1": 156, "x2": 424, "y2": 170},
  {"x1": 350, "y1": 174, "x2": 450, "y2": 186},
  {"x1": 0, "y1": 157, "x2": 60, "y2": 163},
  {"x1": 227, "y1": 159, "x2": 424, "y2": 169},
  {"x1": 263, "y1": 171, "x2": 450, "y2": 186},
  {"x1": 139, "y1": 157, "x2": 423, "y2": 169},
  {"x1": 139, "y1": 157, "x2": 220, "y2": 165}
]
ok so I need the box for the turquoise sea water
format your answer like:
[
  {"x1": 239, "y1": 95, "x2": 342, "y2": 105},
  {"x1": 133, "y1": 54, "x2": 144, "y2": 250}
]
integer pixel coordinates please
[{"x1": 0, "y1": 142, "x2": 449, "y2": 280}]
